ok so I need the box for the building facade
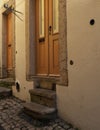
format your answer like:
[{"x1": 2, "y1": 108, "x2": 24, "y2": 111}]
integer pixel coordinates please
[{"x1": 0, "y1": 0, "x2": 100, "y2": 130}]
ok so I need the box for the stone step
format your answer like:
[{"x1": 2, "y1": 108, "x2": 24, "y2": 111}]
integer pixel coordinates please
[
  {"x1": 23, "y1": 102, "x2": 57, "y2": 120},
  {"x1": 29, "y1": 88, "x2": 56, "y2": 99},
  {"x1": 0, "y1": 87, "x2": 12, "y2": 99},
  {"x1": 29, "y1": 88, "x2": 56, "y2": 107},
  {"x1": 0, "y1": 78, "x2": 15, "y2": 86}
]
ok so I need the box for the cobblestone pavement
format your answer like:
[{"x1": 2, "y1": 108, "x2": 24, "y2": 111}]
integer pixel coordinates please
[{"x1": 0, "y1": 96, "x2": 78, "y2": 130}]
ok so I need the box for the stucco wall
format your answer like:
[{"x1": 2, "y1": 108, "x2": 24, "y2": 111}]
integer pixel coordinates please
[
  {"x1": 12, "y1": 0, "x2": 33, "y2": 101},
  {"x1": 57, "y1": 0, "x2": 100, "y2": 130}
]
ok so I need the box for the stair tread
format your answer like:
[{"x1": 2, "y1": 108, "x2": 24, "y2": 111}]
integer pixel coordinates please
[
  {"x1": 29, "y1": 88, "x2": 56, "y2": 99},
  {"x1": 23, "y1": 102, "x2": 56, "y2": 115},
  {"x1": 0, "y1": 87, "x2": 11, "y2": 93},
  {"x1": 0, "y1": 87, "x2": 12, "y2": 99}
]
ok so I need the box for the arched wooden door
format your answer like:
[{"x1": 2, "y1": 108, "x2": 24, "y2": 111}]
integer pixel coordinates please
[{"x1": 36, "y1": 0, "x2": 59, "y2": 76}]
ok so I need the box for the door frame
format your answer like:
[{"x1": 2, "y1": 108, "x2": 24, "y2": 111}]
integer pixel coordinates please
[
  {"x1": 26, "y1": 0, "x2": 68, "y2": 86},
  {"x1": 1, "y1": 2, "x2": 15, "y2": 78}
]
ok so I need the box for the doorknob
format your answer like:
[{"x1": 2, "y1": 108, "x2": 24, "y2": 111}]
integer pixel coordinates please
[
  {"x1": 48, "y1": 26, "x2": 52, "y2": 35},
  {"x1": 8, "y1": 44, "x2": 11, "y2": 47}
]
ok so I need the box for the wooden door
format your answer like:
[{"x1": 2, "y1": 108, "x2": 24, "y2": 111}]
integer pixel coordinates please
[
  {"x1": 36, "y1": 0, "x2": 59, "y2": 76},
  {"x1": 7, "y1": 13, "x2": 13, "y2": 70},
  {"x1": 49, "y1": 0, "x2": 59, "y2": 75}
]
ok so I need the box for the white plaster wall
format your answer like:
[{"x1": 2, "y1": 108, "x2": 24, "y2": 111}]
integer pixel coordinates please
[
  {"x1": 57, "y1": 0, "x2": 100, "y2": 130},
  {"x1": 13, "y1": 0, "x2": 33, "y2": 102}
]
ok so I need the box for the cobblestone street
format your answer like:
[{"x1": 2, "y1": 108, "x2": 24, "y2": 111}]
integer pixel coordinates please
[{"x1": 0, "y1": 96, "x2": 78, "y2": 130}]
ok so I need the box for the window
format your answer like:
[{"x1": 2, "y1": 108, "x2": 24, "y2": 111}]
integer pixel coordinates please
[
  {"x1": 53, "y1": 0, "x2": 59, "y2": 33},
  {"x1": 39, "y1": 0, "x2": 44, "y2": 37}
]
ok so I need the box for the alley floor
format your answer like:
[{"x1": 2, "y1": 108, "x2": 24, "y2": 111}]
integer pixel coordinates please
[{"x1": 0, "y1": 96, "x2": 78, "y2": 130}]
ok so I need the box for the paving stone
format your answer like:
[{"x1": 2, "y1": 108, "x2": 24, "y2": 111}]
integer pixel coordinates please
[
  {"x1": 68, "y1": 128, "x2": 76, "y2": 130},
  {"x1": 21, "y1": 127, "x2": 28, "y2": 130},
  {"x1": 52, "y1": 123, "x2": 58, "y2": 128},
  {"x1": 47, "y1": 126, "x2": 53, "y2": 130},
  {"x1": 2, "y1": 113, "x2": 9, "y2": 120},
  {"x1": 63, "y1": 124, "x2": 71, "y2": 129},
  {"x1": 6, "y1": 126, "x2": 10, "y2": 129},
  {"x1": 29, "y1": 128, "x2": 35, "y2": 130},
  {"x1": 14, "y1": 128, "x2": 20, "y2": 130},
  {"x1": 43, "y1": 126, "x2": 50, "y2": 130},
  {"x1": 0, "y1": 106, "x2": 3, "y2": 110},
  {"x1": 55, "y1": 125, "x2": 65, "y2": 130},
  {"x1": 0, "y1": 119, "x2": 4, "y2": 124},
  {"x1": 0, "y1": 96, "x2": 77, "y2": 130},
  {"x1": 29, "y1": 128, "x2": 34, "y2": 130}
]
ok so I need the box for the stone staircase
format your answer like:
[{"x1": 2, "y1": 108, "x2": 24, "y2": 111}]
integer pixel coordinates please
[{"x1": 23, "y1": 81, "x2": 57, "y2": 120}]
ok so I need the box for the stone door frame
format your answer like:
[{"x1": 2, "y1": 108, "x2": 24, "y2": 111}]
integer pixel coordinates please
[{"x1": 25, "y1": 0, "x2": 68, "y2": 86}]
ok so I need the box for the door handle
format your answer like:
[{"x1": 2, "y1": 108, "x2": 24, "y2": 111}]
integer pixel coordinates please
[
  {"x1": 8, "y1": 44, "x2": 11, "y2": 47},
  {"x1": 48, "y1": 26, "x2": 52, "y2": 35},
  {"x1": 39, "y1": 37, "x2": 45, "y2": 43}
]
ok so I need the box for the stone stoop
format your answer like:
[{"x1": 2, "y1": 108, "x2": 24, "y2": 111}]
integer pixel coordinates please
[
  {"x1": 23, "y1": 102, "x2": 57, "y2": 120},
  {"x1": 23, "y1": 88, "x2": 57, "y2": 120},
  {"x1": 0, "y1": 87, "x2": 12, "y2": 99}
]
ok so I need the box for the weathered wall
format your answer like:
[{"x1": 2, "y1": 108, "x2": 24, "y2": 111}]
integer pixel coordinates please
[
  {"x1": 12, "y1": 0, "x2": 33, "y2": 101},
  {"x1": 57, "y1": 0, "x2": 100, "y2": 130}
]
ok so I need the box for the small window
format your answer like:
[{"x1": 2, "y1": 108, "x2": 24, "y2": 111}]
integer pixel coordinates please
[
  {"x1": 53, "y1": 0, "x2": 59, "y2": 33},
  {"x1": 39, "y1": 0, "x2": 44, "y2": 37}
]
